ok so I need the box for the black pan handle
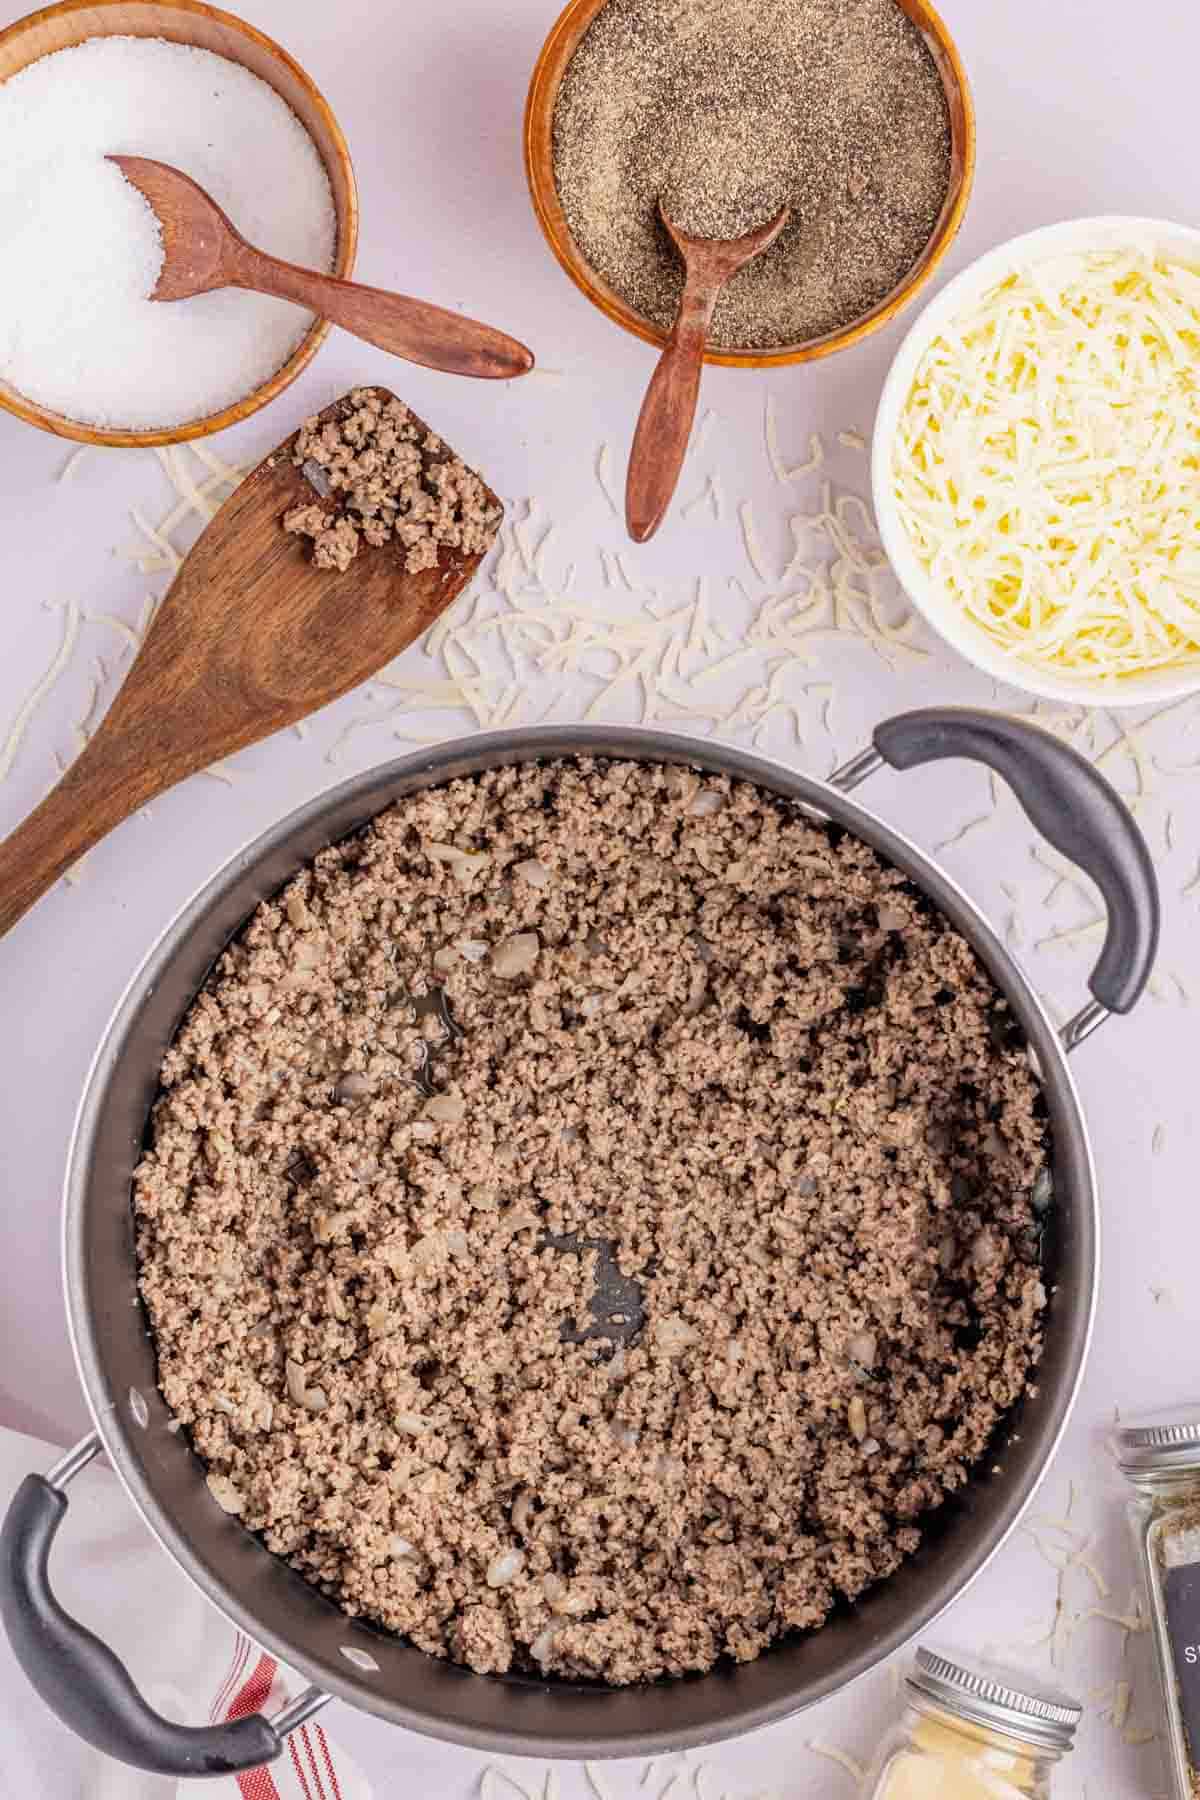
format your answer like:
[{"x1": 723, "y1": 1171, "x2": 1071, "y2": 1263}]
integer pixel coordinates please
[
  {"x1": 0, "y1": 1462, "x2": 283, "y2": 1778},
  {"x1": 867, "y1": 708, "x2": 1160, "y2": 1016}
]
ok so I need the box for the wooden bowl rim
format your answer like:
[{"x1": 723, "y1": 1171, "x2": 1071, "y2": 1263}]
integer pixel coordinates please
[
  {"x1": 523, "y1": 0, "x2": 977, "y2": 369},
  {"x1": 0, "y1": 0, "x2": 359, "y2": 447}
]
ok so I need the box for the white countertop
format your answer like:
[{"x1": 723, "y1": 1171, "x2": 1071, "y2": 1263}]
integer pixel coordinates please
[{"x1": 1, "y1": 0, "x2": 1197, "y2": 1792}]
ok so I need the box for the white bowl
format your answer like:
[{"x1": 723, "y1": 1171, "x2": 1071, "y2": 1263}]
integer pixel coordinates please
[{"x1": 872, "y1": 215, "x2": 1200, "y2": 709}]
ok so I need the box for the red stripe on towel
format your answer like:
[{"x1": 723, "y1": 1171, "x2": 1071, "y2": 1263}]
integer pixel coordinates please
[
  {"x1": 211, "y1": 1632, "x2": 250, "y2": 1723},
  {"x1": 228, "y1": 1652, "x2": 282, "y2": 1800},
  {"x1": 314, "y1": 1724, "x2": 345, "y2": 1800},
  {"x1": 288, "y1": 1731, "x2": 317, "y2": 1799},
  {"x1": 300, "y1": 1725, "x2": 328, "y2": 1798}
]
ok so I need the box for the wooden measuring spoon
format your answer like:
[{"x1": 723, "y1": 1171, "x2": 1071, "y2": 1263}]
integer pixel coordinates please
[
  {"x1": 625, "y1": 201, "x2": 790, "y2": 543},
  {"x1": 0, "y1": 389, "x2": 500, "y2": 939},
  {"x1": 110, "y1": 155, "x2": 534, "y2": 382}
]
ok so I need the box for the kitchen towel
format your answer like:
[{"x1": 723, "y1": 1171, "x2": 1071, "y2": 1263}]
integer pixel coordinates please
[{"x1": 0, "y1": 1425, "x2": 370, "y2": 1800}]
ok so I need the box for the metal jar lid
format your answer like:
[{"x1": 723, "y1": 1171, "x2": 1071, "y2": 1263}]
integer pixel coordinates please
[
  {"x1": 908, "y1": 1648, "x2": 1082, "y2": 1754},
  {"x1": 1115, "y1": 1412, "x2": 1200, "y2": 1476}
]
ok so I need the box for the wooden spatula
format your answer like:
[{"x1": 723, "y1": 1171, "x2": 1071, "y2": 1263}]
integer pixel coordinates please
[{"x1": 0, "y1": 388, "x2": 500, "y2": 938}]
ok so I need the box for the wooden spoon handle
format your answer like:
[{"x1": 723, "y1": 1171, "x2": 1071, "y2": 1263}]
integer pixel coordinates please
[
  {"x1": 625, "y1": 271, "x2": 720, "y2": 543},
  {"x1": 0, "y1": 740, "x2": 166, "y2": 939},
  {"x1": 230, "y1": 244, "x2": 534, "y2": 381}
]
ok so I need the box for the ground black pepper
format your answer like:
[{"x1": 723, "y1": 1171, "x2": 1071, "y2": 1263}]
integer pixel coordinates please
[{"x1": 552, "y1": 0, "x2": 953, "y2": 351}]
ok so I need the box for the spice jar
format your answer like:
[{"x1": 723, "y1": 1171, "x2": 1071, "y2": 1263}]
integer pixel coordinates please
[
  {"x1": 862, "y1": 1648, "x2": 1082, "y2": 1799},
  {"x1": 1116, "y1": 1413, "x2": 1200, "y2": 1800}
]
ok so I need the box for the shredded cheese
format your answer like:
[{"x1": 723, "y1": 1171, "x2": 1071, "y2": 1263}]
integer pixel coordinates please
[
  {"x1": 0, "y1": 600, "x2": 81, "y2": 783},
  {"x1": 788, "y1": 432, "x2": 824, "y2": 479},
  {"x1": 595, "y1": 443, "x2": 620, "y2": 518},
  {"x1": 203, "y1": 759, "x2": 238, "y2": 786},
  {"x1": 693, "y1": 409, "x2": 717, "y2": 456},
  {"x1": 739, "y1": 500, "x2": 771, "y2": 583},
  {"x1": 764, "y1": 393, "x2": 788, "y2": 483},
  {"x1": 806, "y1": 1742, "x2": 865, "y2": 1784},
  {"x1": 585, "y1": 1764, "x2": 615, "y2": 1800},
  {"x1": 893, "y1": 246, "x2": 1200, "y2": 684},
  {"x1": 57, "y1": 445, "x2": 91, "y2": 482},
  {"x1": 1035, "y1": 916, "x2": 1105, "y2": 953},
  {"x1": 934, "y1": 813, "x2": 991, "y2": 853}
]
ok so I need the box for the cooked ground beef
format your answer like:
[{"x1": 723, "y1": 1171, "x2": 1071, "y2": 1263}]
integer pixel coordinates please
[{"x1": 133, "y1": 758, "x2": 1049, "y2": 1685}]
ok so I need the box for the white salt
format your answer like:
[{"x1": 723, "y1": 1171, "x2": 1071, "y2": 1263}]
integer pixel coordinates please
[{"x1": 0, "y1": 36, "x2": 336, "y2": 429}]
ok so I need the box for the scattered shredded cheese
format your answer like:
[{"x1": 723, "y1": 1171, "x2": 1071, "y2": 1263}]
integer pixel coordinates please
[
  {"x1": 615, "y1": 552, "x2": 641, "y2": 593},
  {"x1": 1081, "y1": 1603, "x2": 1150, "y2": 1636},
  {"x1": 71, "y1": 671, "x2": 101, "y2": 754},
  {"x1": 764, "y1": 394, "x2": 788, "y2": 483},
  {"x1": 0, "y1": 600, "x2": 81, "y2": 783},
  {"x1": 738, "y1": 500, "x2": 772, "y2": 584},
  {"x1": 189, "y1": 440, "x2": 245, "y2": 486},
  {"x1": 692, "y1": 409, "x2": 717, "y2": 456},
  {"x1": 838, "y1": 428, "x2": 867, "y2": 453},
  {"x1": 934, "y1": 813, "x2": 992, "y2": 853},
  {"x1": 787, "y1": 432, "x2": 824, "y2": 479},
  {"x1": 585, "y1": 1764, "x2": 615, "y2": 1800},
  {"x1": 491, "y1": 1770, "x2": 534, "y2": 1800},
  {"x1": 57, "y1": 445, "x2": 91, "y2": 482},
  {"x1": 1031, "y1": 841, "x2": 1092, "y2": 908},
  {"x1": 806, "y1": 1742, "x2": 865, "y2": 1784},
  {"x1": 1035, "y1": 916, "x2": 1106, "y2": 953},
  {"x1": 596, "y1": 443, "x2": 620, "y2": 518},
  {"x1": 83, "y1": 609, "x2": 140, "y2": 655}
]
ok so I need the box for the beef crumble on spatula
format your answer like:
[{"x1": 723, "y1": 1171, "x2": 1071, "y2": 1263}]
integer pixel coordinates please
[{"x1": 283, "y1": 386, "x2": 502, "y2": 574}]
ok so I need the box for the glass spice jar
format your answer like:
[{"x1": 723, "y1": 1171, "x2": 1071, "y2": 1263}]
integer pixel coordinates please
[
  {"x1": 861, "y1": 1647, "x2": 1082, "y2": 1800},
  {"x1": 1115, "y1": 1413, "x2": 1200, "y2": 1800}
]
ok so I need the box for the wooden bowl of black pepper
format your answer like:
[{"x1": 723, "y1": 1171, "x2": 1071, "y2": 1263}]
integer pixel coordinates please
[{"x1": 524, "y1": 0, "x2": 975, "y2": 368}]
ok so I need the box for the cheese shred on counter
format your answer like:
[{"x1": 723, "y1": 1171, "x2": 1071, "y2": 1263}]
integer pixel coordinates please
[{"x1": 893, "y1": 247, "x2": 1200, "y2": 683}]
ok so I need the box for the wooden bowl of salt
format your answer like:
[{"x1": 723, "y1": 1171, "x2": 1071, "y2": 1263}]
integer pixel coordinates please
[{"x1": 0, "y1": 0, "x2": 359, "y2": 447}]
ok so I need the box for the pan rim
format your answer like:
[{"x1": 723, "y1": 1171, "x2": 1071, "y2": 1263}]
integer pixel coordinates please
[{"x1": 60, "y1": 724, "x2": 1097, "y2": 1758}]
